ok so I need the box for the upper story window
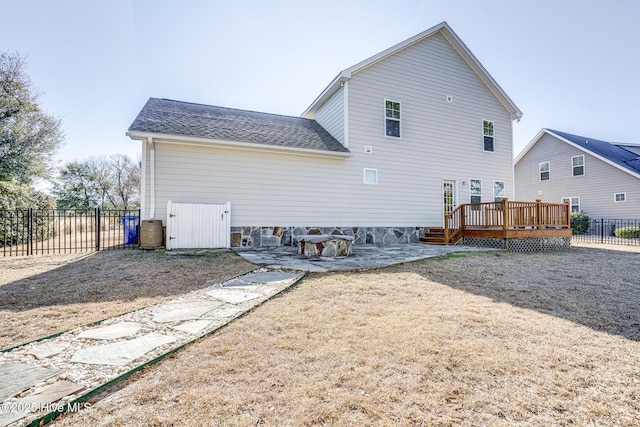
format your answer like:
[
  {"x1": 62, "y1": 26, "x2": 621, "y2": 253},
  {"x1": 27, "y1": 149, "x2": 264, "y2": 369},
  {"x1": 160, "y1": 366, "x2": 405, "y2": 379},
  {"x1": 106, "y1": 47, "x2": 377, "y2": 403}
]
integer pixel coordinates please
[
  {"x1": 493, "y1": 181, "x2": 505, "y2": 202},
  {"x1": 384, "y1": 100, "x2": 401, "y2": 138},
  {"x1": 483, "y1": 120, "x2": 494, "y2": 152},
  {"x1": 572, "y1": 155, "x2": 585, "y2": 176},
  {"x1": 614, "y1": 192, "x2": 626, "y2": 202},
  {"x1": 470, "y1": 179, "x2": 482, "y2": 204},
  {"x1": 539, "y1": 161, "x2": 550, "y2": 181}
]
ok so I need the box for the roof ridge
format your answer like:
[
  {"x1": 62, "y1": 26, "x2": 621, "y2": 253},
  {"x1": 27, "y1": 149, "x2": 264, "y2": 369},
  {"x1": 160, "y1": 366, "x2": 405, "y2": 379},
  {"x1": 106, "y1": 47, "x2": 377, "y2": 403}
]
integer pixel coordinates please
[{"x1": 156, "y1": 98, "x2": 313, "y2": 122}]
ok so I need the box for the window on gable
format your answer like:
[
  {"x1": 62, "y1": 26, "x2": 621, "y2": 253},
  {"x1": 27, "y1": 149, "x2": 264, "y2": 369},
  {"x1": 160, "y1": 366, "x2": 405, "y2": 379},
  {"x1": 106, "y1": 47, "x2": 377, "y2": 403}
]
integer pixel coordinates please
[
  {"x1": 363, "y1": 168, "x2": 378, "y2": 184},
  {"x1": 470, "y1": 179, "x2": 482, "y2": 204},
  {"x1": 384, "y1": 100, "x2": 401, "y2": 138},
  {"x1": 493, "y1": 180, "x2": 505, "y2": 202},
  {"x1": 572, "y1": 155, "x2": 584, "y2": 176},
  {"x1": 483, "y1": 120, "x2": 494, "y2": 152},
  {"x1": 562, "y1": 196, "x2": 580, "y2": 212},
  {"x1": 614, "y1": 192, "x2": 626, "y2": 202},
  {"x1": 539, "y1": 161, "x2": 550, "y2": 181}
]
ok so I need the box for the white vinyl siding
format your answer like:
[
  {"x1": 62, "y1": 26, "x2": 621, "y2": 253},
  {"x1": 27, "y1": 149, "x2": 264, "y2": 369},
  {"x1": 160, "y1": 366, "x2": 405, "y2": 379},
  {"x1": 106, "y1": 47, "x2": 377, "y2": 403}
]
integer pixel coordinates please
[
  {"x1": 515, "y1": 132, "x2": 640, "y2": 219},
  {"x1": 572, "y1": 155, "x2": 584, "y2": 176},
  {"x1": 312, "y1": 86, "x2": 345, "y2": 145},
  {"x1": 345, "y1": 32, "x2": 514, "y2": 226},
  {"x1": 144, "y1": 32, "x2": 516, "y2": 229}
]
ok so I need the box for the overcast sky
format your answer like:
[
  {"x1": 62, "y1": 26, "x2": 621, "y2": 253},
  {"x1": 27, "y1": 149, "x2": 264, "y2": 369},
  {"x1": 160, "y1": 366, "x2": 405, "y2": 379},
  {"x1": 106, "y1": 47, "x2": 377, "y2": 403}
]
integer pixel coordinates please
[{"x1": 1, "y1": 0, "x2": 638, "y2": 165}]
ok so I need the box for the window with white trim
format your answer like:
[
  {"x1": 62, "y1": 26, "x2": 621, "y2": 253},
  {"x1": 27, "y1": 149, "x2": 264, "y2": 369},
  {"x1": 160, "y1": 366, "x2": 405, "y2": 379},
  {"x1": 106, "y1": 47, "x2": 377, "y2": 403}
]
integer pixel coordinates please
[
  {"x1": 469, "y1": 179, "x2": 482, "y2": 204},
  {"x1": 493, "y1": 181, "x2": 505, "y2": 202},
  {"x1": 572, "y1": 155, "x2": 584, "y2": 176},
  {"x1": 363, "y1": 168, "x2": 378, "y2": 184},
  {"x1": 614, "y1": 192, "x2": 626, "y2": 202},
  {"x1": 561, "y1": 196, "x2": 580, "y2": 212},
  {"x1": 539, "y1": 161, "x2": 550, "y2": 181},
  {"x1": 483, "y1": 120, "x2": 494, "y2": 152},
  {"x1": 384, "y1": 100, "x2": 401, "y2": 138}
]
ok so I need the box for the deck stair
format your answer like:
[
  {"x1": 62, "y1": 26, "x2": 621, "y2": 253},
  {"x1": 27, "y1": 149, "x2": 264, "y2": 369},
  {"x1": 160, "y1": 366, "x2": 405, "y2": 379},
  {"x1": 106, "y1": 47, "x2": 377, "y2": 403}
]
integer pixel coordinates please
[{"x1": 420, "y1": 227, "x2": 447, "y2": 244}]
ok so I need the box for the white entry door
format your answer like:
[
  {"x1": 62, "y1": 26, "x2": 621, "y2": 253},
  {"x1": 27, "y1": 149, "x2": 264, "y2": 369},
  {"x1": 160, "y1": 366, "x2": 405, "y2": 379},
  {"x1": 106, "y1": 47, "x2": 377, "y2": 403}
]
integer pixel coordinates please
[
  {"x1": 442, "y1": 180, "x2": 457, "y2": 215},
  {"x1": 166, "y1": 201, "x2": 231, "y2": 249}
]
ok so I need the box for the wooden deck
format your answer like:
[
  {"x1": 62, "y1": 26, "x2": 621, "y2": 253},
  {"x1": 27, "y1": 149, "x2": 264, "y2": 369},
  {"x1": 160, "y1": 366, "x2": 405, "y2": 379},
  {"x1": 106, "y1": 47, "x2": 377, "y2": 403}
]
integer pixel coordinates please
[{"x1": 421, "y1": 199, "x2": 571, "y2": 245}]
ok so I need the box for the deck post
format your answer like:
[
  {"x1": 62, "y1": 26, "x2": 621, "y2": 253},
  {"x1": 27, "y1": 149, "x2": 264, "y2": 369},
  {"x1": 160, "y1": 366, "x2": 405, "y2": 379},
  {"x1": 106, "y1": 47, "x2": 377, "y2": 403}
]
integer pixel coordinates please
[
  {"x1": 536, "y1": 199, "x2": 542, "y2": 229},
  {"x1": 502, "y1": 198, "x2": 509, "y2": 231},
  {"x1": 564, "y1": 201, "x2": 570, "y2": 228},
  {"x1": 444, "y1": 213, "x2": 450, "y2": 244}
]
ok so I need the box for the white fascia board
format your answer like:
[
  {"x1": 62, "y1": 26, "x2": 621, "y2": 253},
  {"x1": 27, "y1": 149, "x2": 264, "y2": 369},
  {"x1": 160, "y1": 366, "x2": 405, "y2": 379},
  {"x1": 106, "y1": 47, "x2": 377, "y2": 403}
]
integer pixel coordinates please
[
  {"x1": 514, "y1": 128, "x2": 548, "y2": 165},
  {"x1": 125, "y1": 131, "x2": 352, "y2": 160},
  {"x1": 301, "y1": 72, "x2": 349, "y2": 118}
]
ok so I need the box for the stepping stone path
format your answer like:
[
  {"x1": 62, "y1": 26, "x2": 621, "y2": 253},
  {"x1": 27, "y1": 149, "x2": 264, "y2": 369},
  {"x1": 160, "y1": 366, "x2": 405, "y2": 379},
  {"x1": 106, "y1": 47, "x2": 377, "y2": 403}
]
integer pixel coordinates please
[{"x1": 0, "y1": 268, "x2": 303, "y2": 427}]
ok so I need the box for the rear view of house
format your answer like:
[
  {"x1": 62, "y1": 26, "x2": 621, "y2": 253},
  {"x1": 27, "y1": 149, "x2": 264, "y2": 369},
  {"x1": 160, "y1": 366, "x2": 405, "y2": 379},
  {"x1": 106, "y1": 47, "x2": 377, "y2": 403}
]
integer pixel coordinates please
[
  {"x1": 128, "y1": 22, "x2": 522, "y2": 247},
  {"x1": 514, "y1": 129, "x2": 640, "y2": 219}
]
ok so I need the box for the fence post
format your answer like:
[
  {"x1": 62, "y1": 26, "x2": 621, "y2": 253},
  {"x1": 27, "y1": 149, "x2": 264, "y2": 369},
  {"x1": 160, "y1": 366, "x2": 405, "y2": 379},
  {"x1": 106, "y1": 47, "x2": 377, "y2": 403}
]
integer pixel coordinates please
[
  {"x1": 95, "y1": 208, "x2": 101, "y2": 251},
  {"x1": 535, "y1": 199, "x2": 542, "y2": 229},
  {"x1": 600, "y1": 218, "x2": 604, "y2": 244},
  {"x1": 27, "y1": 208, "x2": 33, "y2": 256}
]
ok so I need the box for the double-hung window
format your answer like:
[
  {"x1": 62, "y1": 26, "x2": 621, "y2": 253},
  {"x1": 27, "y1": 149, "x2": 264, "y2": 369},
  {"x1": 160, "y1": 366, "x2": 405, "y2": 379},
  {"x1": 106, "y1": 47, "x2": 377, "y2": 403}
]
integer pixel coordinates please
[
  {"x1": 493, "y1": 181, "x2": 505, "y2": 202},
  {"x1": 539, "y1": 161, "x2": 550, "y2": 181},
  {"x1": 572, "y1": 155, "x2": 584, "y2": 176},
  {"x1": 470, "y1": 179, "x2": 482, "y2": 204},
  {"x1": 562, "y1": 197, "x2": 580, "y2": 212},
  {"x1": 384, "y1": 100, "x2": 401, "y2": 138},
  {"x1": 483, "y1": 120, "x2": 494, "y2": 152}
]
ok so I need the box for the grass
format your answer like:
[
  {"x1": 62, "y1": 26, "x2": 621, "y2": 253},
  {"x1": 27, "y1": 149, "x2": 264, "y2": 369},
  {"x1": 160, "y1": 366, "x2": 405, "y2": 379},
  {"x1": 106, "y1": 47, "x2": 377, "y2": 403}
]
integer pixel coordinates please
[
  {"x1": 48, "y1": 247, "x2": 640, "y2": 426},
  {"x1": 0, "y1": 250, "x2": 255, "y2": 349}
]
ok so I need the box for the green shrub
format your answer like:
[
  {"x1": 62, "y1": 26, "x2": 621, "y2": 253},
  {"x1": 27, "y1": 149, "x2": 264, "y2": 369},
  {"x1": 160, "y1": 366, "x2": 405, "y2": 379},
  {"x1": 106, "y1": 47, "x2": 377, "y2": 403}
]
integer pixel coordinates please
[
  {"x1": 570, "y1": 212, "x2": 590, "y2": 235},
  {"x1": 614, "y1": 226, "x2": 640, "y2": 239}
]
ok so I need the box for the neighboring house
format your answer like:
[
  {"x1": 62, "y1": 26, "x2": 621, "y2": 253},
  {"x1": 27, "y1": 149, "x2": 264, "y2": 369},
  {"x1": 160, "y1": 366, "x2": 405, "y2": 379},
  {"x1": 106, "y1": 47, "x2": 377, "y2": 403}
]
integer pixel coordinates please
[
  {"x1": 514, "y1": 129, "x2": 640, "y2": 219},
  {"x1": 128, "y1": 22, "x2": 522, "y2": 247}
]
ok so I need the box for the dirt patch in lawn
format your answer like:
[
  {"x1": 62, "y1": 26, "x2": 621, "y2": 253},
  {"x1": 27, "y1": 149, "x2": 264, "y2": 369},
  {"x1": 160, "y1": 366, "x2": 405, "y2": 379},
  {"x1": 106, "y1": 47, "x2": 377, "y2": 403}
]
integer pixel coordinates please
[
  {"x1": 53, "y1": 247, "x2": 640, "y2": 426},
  {"x1": 0, "y1": 250, "x2": 255, "y2": 349}
]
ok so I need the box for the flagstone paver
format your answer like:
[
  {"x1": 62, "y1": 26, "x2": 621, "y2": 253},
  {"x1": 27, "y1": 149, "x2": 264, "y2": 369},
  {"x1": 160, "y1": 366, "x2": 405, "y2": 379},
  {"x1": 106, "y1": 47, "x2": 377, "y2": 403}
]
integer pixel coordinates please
[
  {"x1": 77, "y1": 322, "x2": 143, "y2": 340},
  {"x1": 206, "y1": 289, "x2": 264, "y2": 304},
  {"x1": 0, "y1": 363, "x2": 61, "y2": 402},
  {"x1": 171, "y1": 320, "x2": 213, "y2": 335},
  {"x1": 24, "y1": 342, "x2": 70, "y2": 360},
  {"x1": 152, "y1": 300, "x2": 222, "y2": 323},
  {"x1": 70, "y1": 333, "x2": 177, "y2": 366}
]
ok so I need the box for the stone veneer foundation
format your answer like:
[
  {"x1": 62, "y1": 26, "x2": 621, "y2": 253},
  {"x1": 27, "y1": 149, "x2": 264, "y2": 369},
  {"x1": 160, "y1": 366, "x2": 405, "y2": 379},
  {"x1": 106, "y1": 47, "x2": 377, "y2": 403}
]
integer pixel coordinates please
[{"x1": 230, "y1": 226, "x2": 426, "y2": 248}]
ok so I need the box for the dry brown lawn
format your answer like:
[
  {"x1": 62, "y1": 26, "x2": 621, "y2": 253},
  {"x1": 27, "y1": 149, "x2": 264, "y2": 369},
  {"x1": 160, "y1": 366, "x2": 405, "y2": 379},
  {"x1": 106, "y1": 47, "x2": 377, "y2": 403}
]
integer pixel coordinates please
[
  {"x1": 44, "y1": 246, "x2": 640, "y2": 426},
  {"x1": 0, "y1": 250, "x2": 254, "y2": 349}
]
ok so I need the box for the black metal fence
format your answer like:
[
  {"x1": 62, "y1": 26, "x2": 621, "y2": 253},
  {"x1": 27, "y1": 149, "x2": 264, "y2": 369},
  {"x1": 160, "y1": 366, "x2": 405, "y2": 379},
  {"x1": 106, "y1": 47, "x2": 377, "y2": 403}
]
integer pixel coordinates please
[
  {"x1": 571, "y1": 218, "x2": 640, "y2": 246},
  {"x1": 1, "y1": 209, "x2": 141, "y2": 256}
]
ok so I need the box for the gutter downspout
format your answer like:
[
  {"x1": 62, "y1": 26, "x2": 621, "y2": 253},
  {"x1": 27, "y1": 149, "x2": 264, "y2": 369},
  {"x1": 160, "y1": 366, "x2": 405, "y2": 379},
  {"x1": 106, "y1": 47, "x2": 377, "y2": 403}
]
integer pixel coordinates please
[{"x1": 148, "y1": 137, "x2": 156, "y2": 219}]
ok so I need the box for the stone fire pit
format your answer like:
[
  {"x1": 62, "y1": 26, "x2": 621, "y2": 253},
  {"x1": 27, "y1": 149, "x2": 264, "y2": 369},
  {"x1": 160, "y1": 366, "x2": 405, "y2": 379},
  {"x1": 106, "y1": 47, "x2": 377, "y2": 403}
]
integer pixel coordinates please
[{"x1": 296, "y1": 234, "x2": 354, "y2": 257}]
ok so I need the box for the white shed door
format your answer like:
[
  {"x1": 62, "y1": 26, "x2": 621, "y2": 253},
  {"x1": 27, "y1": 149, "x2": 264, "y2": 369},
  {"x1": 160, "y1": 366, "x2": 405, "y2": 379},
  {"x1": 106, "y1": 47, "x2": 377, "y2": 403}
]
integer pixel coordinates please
[{"x1": 166, "y1": 201, "x2": 231, "y2": 249}]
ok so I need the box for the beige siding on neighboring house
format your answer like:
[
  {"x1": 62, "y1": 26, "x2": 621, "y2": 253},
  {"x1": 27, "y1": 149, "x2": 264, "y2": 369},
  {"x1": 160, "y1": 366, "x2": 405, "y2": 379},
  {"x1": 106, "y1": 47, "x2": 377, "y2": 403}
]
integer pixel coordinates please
[
  {"x1": 312, "y1": 87, "x2": 345, "y2": 145},
  {"x1": 515, "y1": 133, "x2": 640, "y2": 218}
]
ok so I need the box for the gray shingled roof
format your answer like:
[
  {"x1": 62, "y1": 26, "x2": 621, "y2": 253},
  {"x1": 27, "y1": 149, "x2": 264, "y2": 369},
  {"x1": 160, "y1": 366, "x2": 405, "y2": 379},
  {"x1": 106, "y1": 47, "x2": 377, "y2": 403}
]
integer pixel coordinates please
[{"x1": 128, "y1": 98, "x2": 349, "y2": 154}]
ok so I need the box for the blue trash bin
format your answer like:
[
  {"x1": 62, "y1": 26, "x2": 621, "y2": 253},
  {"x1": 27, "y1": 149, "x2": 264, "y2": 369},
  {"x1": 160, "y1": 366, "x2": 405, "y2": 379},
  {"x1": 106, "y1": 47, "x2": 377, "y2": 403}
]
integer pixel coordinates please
[{"x1": 121, "y1": 215, "x2": 140, "y2": 245}]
